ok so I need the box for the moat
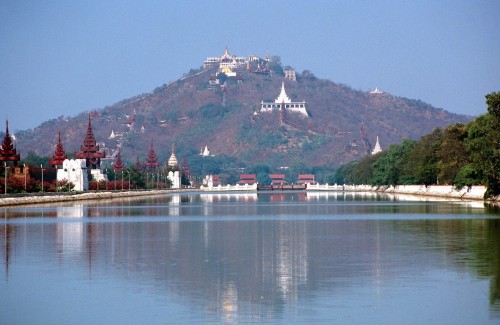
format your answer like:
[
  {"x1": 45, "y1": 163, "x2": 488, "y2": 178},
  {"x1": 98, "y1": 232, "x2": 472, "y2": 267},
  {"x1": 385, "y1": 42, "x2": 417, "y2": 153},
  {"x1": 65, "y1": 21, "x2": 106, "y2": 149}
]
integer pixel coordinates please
[{"x1": 1, "y1": 191, "x2": 499, "y2": 324}]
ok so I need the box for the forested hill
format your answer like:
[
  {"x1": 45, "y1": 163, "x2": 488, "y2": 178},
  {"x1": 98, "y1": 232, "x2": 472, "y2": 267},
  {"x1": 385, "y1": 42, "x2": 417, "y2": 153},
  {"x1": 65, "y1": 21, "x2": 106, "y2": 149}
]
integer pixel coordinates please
[{"x1": 13, "y1": 64, "x2": 471, "y2": 172}]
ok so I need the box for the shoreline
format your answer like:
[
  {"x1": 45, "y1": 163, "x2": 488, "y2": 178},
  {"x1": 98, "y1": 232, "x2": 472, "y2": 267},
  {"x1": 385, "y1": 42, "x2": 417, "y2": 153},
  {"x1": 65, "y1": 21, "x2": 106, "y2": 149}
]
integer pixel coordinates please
[
  {"x1": 0, "y1": 184, "x2": 496, "y2": 207},
  {"x1": 340, "y1": 184, "x2": 493, "y2": 201},
  {"x1": 0, "y1": 189, "x2": 193, "y2": 207}
]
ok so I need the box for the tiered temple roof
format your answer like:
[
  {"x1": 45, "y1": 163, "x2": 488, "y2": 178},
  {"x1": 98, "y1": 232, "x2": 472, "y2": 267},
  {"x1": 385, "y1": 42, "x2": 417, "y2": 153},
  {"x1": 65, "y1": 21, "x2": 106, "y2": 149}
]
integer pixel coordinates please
[
  {"x1": 113, "y1": 149, "x2": 125, "y2": 171},
  {"x1": 49, "y1": 131, "x2": 67, "y2": 167},
  {"x1": 144, "y1": 142, "x2": 160, "y2": 171},
  {"x1": 74, "y1": 115, "x2": 106, "y2": 169},
  {"x1": 0, "y1": 120, "x2": 20, "y2": 165}
]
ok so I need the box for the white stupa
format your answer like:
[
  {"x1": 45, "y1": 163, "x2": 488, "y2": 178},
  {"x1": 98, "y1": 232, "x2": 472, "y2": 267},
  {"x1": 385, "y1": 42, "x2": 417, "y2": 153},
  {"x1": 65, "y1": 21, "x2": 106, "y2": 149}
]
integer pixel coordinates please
[{"x1": 371, "y1": 136, "x2": 382, "y2": 155}]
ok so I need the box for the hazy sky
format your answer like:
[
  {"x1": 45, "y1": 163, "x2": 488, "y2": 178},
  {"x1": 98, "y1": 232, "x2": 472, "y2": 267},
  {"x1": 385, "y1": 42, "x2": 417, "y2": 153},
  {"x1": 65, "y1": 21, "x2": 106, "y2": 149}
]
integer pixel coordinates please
[{"x1": 1, "y1": 1, "x2": 499, "y2": 131}]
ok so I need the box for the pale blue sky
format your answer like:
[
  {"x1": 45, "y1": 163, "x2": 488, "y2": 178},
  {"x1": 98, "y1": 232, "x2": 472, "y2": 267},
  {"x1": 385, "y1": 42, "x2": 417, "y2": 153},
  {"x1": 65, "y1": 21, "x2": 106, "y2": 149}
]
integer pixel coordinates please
[{"x1": 1, "y1": 1, "x2": 499, "y2": 131}]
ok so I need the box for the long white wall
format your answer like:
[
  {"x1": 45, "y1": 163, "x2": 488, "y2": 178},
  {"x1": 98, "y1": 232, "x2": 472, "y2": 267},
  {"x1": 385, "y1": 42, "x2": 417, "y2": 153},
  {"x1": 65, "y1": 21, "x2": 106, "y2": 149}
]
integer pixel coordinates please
[{"x1": 337, "y1": 184, "x2": 487, "y2": 200}]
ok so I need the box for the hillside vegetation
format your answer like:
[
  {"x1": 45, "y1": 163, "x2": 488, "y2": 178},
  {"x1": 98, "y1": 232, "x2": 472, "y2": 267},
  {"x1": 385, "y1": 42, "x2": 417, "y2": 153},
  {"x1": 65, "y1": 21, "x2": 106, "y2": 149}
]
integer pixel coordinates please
[{"x1": 11, "y1": 59, "x2": 471, "y2": 182}]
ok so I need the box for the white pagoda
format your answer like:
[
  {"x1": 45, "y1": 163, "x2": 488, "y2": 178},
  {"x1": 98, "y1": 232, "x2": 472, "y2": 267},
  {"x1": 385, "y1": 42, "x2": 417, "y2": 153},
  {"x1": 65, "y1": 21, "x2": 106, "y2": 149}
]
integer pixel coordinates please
[
  {"x1": 371, "y1": 136, "x2": 382, "y2": 155},
  {"x1": 260, "y1": 82, "x2": 308, "y2": 117}
]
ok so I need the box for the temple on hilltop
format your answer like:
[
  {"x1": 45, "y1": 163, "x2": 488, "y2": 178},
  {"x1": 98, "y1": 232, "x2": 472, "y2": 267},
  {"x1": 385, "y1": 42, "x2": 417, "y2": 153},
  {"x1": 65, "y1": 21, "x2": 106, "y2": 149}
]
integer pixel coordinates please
[
  {"x1": 75, "y1": 115, "x2": 106, "y2": 169},
  {"x1": 49, "y1": 131, "x2": 67, "y2": 167},
  {"x1": 113, "y1": 149, "x2": 125, "y2": 171},
  {"x1": 260, "y1": 82, "x2": 308, "y2": 117},
  {"x1": 144, "y1": 142, "x2": 160, "y2": 172},
  {"x1": 370, "y1": 86, "x2": 383, "y2": 94},
  {"x1": 204, "y1": 47, "x2": 246, "y2": 70},
  {"x1": 0, "y1": 120, "x2": 20, "y2": 166}
]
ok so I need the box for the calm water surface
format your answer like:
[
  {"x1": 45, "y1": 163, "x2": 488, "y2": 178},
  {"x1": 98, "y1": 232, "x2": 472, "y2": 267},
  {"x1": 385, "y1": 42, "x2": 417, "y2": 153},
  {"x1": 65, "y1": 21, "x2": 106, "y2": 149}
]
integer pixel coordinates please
[{"x1": 1, "y1": 191, "x2": 499, "y2": 324}]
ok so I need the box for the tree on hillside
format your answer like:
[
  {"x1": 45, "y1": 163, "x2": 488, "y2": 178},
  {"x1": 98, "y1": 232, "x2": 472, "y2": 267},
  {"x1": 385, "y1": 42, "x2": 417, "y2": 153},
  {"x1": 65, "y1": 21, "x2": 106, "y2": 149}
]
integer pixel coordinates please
[{"x1": 268, "y1": 56, "x2": 283, "y2": 76}]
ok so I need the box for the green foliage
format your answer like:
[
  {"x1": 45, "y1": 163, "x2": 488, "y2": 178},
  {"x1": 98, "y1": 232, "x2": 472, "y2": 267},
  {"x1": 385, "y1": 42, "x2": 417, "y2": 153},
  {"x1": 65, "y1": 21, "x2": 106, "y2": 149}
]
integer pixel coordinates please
[
  {"x1": 454, "y1": 164, "x2": 481, "y2": 190},
  {"x1": 268, "y1": 56, "x2": 283, "y2": 76},
  {"x1": 22, "y1": 151, "x2": 49, "y2": 167},
  {"x1": 404, "y1": 128, "x2": 442, "y2": 185},
  {"x1": 256, "y1": 172, "x2": 271, "y2": 185},
  {"x1": 371, "y1": 139, "x2": 416, "y2": 186},
  {"x1": 465, "y1": 113, "x2": 500, "y2": 198},
  {"x1": 199, "y1": 103, "x2": 230, "y2": 120},
  {"x1": 437, "y1": 124, "x2": 468, "y2": 184},
  {"x1": 486, "y1": 91, "x2": 500, "y2": 121}
]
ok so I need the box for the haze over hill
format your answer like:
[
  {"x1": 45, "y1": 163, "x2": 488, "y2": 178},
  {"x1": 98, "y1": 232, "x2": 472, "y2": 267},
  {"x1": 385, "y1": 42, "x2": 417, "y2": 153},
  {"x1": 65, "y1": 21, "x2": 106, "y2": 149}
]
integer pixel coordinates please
[{"x1": 10, "y1": 57, "x2": 471, "y2": 174}]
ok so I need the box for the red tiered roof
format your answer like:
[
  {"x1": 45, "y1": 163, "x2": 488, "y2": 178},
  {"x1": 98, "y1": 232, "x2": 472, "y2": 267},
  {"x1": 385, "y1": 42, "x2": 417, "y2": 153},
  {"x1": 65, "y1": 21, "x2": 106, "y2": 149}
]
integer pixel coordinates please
[
  {"x1": 237, "y1": 174, "x2": 257, "y2": 185},
  {"x1": 113, "y1": 149, "x2": 125, "y2": 171},
  {"x1": 144, "y1": 142, "x2": 160, "y2": 171},
  {"x1": 49, "y1": 131, "x2": 67, "y2": 167},
  {"x1": 134, "y1": 156, "x2": 143, "y2": 172},
  {"x1": 297, "y1": 174, "x2": 315, "y2": 185},
  {"x1": 74, "y1": 114, "x2": 106, "y2": 169},
  {"x1": 0, "y1": 120, "x2": 20, "y2": 165},
  {"x1": 269, "y1": 174, "x2": 286, "y2": 185},
  {"x1": 182, "y1": 158, "x2": 191, "y2": 179}
]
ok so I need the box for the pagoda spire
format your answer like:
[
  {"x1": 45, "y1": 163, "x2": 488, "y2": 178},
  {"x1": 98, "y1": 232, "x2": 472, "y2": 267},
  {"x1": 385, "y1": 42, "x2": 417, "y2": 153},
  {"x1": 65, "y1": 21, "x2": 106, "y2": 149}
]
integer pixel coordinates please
[
  {"x1": 49, "y1": 131, "x2": 67, "y2": 167},
  {"x1": 275, "y1": 81, "x2": 291, "y2": 104},
  {"x1": 113, "y1": 149, "x2": 125, "y2": 171},
  {"x1": 167, "y1": 143, "x2": 179, "y2": 168},
  {"x1": 74, "y1": 114, "x2": 106, "y2": 169},
  {"x1": 0, "y1": 119, "x2": 20, "y2": 166},
  {"x1": 144, "y1": 141, "x2": 160, "y2": 172}
]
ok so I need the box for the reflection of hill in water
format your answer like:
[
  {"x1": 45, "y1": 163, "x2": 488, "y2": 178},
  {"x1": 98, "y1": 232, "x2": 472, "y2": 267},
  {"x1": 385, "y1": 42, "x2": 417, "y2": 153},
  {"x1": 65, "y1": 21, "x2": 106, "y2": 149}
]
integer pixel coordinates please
[{"x1": 1, "y1": 193, "x2": 499, "y2": 318}]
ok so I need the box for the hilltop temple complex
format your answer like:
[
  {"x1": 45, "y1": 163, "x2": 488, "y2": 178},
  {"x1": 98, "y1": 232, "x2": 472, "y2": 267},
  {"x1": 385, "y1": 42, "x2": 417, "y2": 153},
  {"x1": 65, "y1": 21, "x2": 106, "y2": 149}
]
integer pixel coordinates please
[
  {"x1": 260, "y1": 82, "x2": 308, "y2": 117},
  {"x1": 204, "y1": 47, "x2": 247, "y2": 71}
]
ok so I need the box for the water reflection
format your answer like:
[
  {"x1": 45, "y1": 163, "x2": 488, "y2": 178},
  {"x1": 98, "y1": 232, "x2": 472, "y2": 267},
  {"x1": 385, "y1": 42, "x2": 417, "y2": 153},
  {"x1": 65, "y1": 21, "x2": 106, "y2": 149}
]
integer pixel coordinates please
[{"x1": 1, "y1": 192, "x2": 499, "y2": 323}]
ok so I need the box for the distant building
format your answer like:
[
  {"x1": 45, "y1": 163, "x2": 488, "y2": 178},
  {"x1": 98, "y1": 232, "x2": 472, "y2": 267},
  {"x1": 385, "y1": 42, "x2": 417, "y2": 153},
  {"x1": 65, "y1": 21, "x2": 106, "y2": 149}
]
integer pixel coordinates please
[
  {"x1": 237, "y1": 174, "x2": 257, "y2": 185},
  {"x1": 284, "y1": 69, "x2": 296, "y2": 81},
  {"x1": 200, "y1": 146, "x2": 210, "y2": 157},
  {"x1": 204, "y1": 47, "x2": 247, "y2": 70},
  {"x1": 49, "y1": 131, "x2": 67, "y2": 167},
  {"x1": 0, "y1": 120, "x2": 20, "y2": 166},
  {"x1": 269, "y1": 174, "x2": 286, "y2": 185},
  {"x1": 74, "y1": 115, "x2": 106, "y2": 170},
  {"x1": 370, "y1": 86, "x2": 383, "y2": 94},
  {"x1": 297, "y1": 174, "x2": 315, "y2": 185},
  {"x1": 167, "y1": 145, "x2": 179, "y2": 168},
  {"x1": 371, "y1": 136, "x2": 382, "y2": 155},
  {"x1": 260, "y1": 82, "x2": 308, "y2": 117},
  {"x1": 57, "y1": 159, "x2": 89, "y2": 191},
  {"x1": 144, "y1": 142, "x2": 161, "y2": 172},
  {"x1": 112, "y1": 149, "x2": 125, "y2": 171}
]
